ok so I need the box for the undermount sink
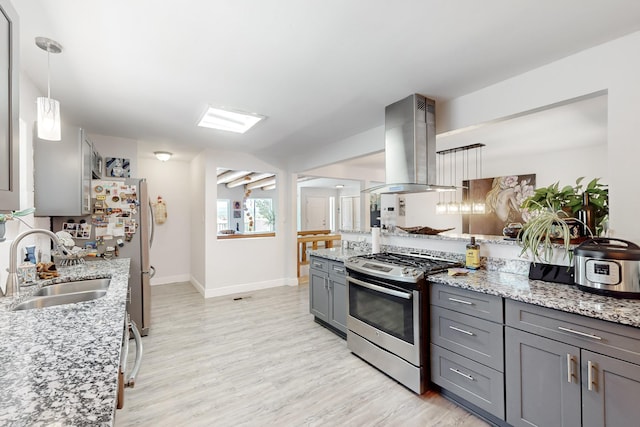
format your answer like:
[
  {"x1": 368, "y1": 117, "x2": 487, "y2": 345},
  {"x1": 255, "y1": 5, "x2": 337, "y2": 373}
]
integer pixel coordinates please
[
  {"x1": 13, "y1": 290, "x2": 108, "y2": 311},
  {"x1": 34, "y1": 278, "x2": 111, "y2": 296}
]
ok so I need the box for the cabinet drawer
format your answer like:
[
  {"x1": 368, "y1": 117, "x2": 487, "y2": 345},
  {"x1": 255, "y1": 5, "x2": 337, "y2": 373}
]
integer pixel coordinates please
[
  {"x1": 430, "y1": 283, "x2": 503, "y2": 323},
  {"x1": 506, "y1": 299, "x2": 640, "y2": 366},
  {"x1": 329, "y1": 261, "x2": 346, "y2": 281},
  {"x1": 431, "y1": 344, "x2": 505, "y2": 419},
  {"x1": 431, "y1": 305, "x2": 504, "y2": 371},
  {"x1": 309, "y1": 256, "x2": 329, "y2": 273}
]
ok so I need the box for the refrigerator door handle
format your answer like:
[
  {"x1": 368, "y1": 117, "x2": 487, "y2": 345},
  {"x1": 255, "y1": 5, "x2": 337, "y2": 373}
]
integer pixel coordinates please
[
  {"x1": 148, "y1": 199, "x2": 155, "y2": 249},
  {"x1": 149, "y1": 266, "x2": 156, "y2": 278}
]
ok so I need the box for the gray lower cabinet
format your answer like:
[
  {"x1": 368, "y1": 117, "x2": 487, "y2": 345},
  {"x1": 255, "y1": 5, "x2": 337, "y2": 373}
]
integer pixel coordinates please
[
  {"x1": 429, "y1": 283, "x2": 505, "y2": 419},
  {"x1": 309, "y1": 256, "x2": 347, "y2": 336},
  {"x1": 581, "y1": 350, "x2": 640, "y2": 427},
  {"x1": 328, "y1": 262, "x2": 347, "y2": 332},
  {"x1": 309, "y1": 261, "x2": 329, "y2": 323},
  {"x1": 505, "y1": 327, "x2": 581, "y2": 427},
  {"x1": 505, "y1": 299, "x2": 640, "y2": 427}
]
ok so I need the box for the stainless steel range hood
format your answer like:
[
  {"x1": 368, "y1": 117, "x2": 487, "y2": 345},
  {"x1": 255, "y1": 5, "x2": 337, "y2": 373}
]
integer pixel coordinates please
[{"x1": 366, "y1": 94, "x2": 456, "y2": 194}]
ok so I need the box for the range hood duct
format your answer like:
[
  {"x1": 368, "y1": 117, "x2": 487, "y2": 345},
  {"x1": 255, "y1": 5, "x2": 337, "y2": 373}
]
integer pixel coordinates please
[{"x1": 365, "y1": 94, "x2": 456, "y2": 194}]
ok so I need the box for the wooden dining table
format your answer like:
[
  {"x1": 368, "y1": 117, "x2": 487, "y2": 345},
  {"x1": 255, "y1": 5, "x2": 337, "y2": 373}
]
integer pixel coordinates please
[{"x1": 297, "y1": 230, "x2": 341, "y2": 277}]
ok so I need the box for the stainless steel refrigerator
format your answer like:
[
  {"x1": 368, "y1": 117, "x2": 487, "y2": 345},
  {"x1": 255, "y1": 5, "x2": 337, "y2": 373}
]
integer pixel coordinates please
[
  {"x1": 51, "y1": 177, "x2": 154, "y2": 335},
  {"x1": 117, "y1": 178, "x2": 153, "y2": 336}
]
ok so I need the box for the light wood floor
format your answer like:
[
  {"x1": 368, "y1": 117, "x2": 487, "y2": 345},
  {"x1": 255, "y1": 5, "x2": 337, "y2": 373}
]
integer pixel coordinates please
[{"x1": 115, "y1": 282, "x2": 489, "y2": 427}]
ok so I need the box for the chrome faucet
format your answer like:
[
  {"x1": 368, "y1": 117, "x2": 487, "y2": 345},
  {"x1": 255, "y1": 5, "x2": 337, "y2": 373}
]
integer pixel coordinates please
[{"x1": 2, "y1": 229, "x2": 65, "y2": 298}]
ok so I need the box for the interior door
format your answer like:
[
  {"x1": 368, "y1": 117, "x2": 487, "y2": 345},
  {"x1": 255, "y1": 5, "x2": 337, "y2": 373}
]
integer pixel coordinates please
[{"x1": 305, "y1": 197, "x2": 328, "y2": 230}]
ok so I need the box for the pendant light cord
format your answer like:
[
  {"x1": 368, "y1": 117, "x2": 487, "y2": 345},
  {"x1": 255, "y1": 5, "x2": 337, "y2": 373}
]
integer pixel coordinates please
[{"x1": 47, "y1": 47, "x2": 51, "y2": 99}]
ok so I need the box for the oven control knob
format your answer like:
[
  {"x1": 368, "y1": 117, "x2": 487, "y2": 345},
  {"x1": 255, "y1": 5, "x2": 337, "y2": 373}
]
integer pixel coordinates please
[{"x1": 401, "y1": 268, "x2": 410, "y2": 276}]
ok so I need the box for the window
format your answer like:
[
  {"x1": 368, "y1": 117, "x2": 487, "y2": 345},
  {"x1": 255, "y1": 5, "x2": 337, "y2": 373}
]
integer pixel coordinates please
[
  {"x1": 217, "y1": 199, "x2": 230, "y2": 231},
  {"x1": 244, "y1": 198, "x2": 274, "y2": 232}
]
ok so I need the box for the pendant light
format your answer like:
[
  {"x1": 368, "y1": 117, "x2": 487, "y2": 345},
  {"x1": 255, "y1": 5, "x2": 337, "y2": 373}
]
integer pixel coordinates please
[
  {"x1": 471, "y1": 145, "x2": 487, "y2": 214},
  {"x1": 436, "y1": 143, "x2": 486, "y2": 215},
  {"x1": 459, "y1": 149, "x2": 473, "y2": 214},
  {"x1": 36, "y1": 37, "x2": 63, "y2": 141},
  {"x1": 435, "y1": 152, "x2": 447, "y2": 214}
]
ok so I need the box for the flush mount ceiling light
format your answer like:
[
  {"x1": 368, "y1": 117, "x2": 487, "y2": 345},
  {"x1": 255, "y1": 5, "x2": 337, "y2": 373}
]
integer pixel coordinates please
[
  {"x1": 197, "y1": 106, "x2": 266, "y2": 134},
  {"x1": 154, "y1": 151, "x2": 172, "y2": 162},
  {"x1": 35, "y1": 37, "x2": 63, "y2": 141}
]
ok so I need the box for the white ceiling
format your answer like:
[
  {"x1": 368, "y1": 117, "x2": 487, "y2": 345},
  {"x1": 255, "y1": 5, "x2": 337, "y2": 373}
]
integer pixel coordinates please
[{"x1": 13, "y1": 1, "x2": 640, "y2": 163}]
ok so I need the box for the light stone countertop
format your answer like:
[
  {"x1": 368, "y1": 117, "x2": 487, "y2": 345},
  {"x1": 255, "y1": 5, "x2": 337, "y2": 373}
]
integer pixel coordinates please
[
  {"x1": 308, "y1": 247, "x2": 368, "y2": 262},
  {"x1": 0, "y1": 258, "x2": 130, "y2": 427},
  {"x1": 309, "y1": 248, "x2": 640, "y2": 329}
]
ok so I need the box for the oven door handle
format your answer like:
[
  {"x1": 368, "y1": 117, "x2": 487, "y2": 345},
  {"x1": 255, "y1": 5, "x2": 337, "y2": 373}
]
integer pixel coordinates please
[
  {"x1": 347, "y1": 277, "x2": 412, "y2": 300},
  {"x1": 126, "y1": 320, "x2": 144, "y2": 388}
]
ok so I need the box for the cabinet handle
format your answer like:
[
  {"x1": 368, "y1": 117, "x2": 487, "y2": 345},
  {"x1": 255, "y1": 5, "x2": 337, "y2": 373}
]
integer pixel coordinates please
[
  {"x1": 333, "y1": 266, "x2": 345, "y2": 273},
  {"x1": 566, "y1": 354, "x2": 575, "y2": 383},
  {"x1": 557, "y1": 326, "x2": 603, "y2": 340},
  {"x1": 588, "y1": 360, "x2": 597, "y2": 391},
  {"x1": 449, "y1": 368, "x2": 475, "y2": 381},
  {"x1": 449, "y1": 325, "x2": 475, "y2": 336},
  {"x1": 313, "y1": 262, "x2": 323, "y2": 269},
  {"x1": 447, "y1": 297, "x2": 473, "y2": 305}
]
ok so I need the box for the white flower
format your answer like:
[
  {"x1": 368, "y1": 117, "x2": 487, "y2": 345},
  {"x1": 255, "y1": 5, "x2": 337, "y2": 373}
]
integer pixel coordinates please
[{"x1": 501, "y1": 176, "x2": 519, "y2": 188}]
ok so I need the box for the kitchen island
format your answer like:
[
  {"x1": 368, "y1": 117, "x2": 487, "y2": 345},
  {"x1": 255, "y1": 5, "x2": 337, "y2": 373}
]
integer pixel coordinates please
[
  {"x1": 309, "y1": 247, "x2": 640, "y2": 327},
  {"x1": 311, "y1": 247, "x2": 640, "y2": 426},
  {"x1": 0, "y1": 259, "x2": 130, "y2": 426}
]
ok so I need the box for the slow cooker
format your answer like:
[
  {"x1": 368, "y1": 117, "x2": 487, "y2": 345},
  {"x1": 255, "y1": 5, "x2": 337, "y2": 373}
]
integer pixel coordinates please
[{"x1": 574, "y1": 238, "x2": 640, "y2": 298}]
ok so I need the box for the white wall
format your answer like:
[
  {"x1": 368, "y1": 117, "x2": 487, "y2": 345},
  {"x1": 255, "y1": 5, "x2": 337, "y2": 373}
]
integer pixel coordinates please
[
  {"x1": 138, "y1": 157, "x2": 191, "y2": 285},
  {"x1": 0, "y1": 72, "x2": 49, "y2": 291},
  {"x1": 192, "y1": 149, "x2": 297, "y2": 298},
  {"x1": 90, "y1": 134, "x2": 139, "y2": 178},
  {"x1": 295, "y1": 31, "x2": 640, "y2": 243},
  {"x1": 437, "y1": 32, "x2": 640, "y2": 241},
  {"x1": 399, "y1": 142, "x2": 608, "y2": 233},
  {"x1": 189, "y1": 153, "x2": 207, "y2": 292}
]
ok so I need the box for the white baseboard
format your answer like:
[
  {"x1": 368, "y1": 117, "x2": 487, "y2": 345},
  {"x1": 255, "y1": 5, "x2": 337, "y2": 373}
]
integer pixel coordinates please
[
  {"x1": 150, "y1": 274, "x2": 191, "y2": 286},
  {"x1": 204, "y1": 277, "x2": 299, "y2": 298},
  {"x1": 189, "y1": 276, "x2": 206, "y2": 296}
]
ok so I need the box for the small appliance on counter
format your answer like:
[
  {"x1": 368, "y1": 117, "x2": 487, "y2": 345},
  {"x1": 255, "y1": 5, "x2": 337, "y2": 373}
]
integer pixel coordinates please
[{"x1": 574, "y1": 238, "x2": 640, "y2": 298}]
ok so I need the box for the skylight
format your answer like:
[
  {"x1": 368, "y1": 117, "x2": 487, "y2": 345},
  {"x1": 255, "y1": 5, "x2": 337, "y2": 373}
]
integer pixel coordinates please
[{"x1": 197, "y1": 106, "x2": 266, "y2": 134}]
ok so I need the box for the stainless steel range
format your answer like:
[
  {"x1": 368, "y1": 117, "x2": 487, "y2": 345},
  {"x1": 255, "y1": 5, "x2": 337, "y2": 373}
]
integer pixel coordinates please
[{"x1": 345, "y1": 252, "x2": 461, "y2": 394}]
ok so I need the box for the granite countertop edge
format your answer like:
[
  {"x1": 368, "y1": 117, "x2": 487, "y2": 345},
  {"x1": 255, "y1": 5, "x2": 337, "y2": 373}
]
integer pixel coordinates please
[
  {"x1": 0, "y1": 258, "x2": 130, "y2": 426},
  {"x1": 309, "y1": 248, "x2": 640, "y2": 329}
]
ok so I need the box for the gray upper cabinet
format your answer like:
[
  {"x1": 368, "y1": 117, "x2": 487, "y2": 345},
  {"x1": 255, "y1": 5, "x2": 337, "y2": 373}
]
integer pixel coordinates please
[
  {"x1": 0, "y1": 0, "x2": 20, "y2": 211},
  {"x1": 34, "y1": 124, "x2": 95, "y2": 216}
]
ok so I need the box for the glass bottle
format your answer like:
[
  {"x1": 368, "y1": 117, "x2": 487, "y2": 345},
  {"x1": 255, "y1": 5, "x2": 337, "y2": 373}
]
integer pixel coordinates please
[{"x1": 578, "y1": 192, "x2": 596, "y2": 237}]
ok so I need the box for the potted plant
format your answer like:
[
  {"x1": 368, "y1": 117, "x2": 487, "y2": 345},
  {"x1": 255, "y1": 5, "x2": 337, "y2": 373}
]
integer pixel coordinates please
[
  {"x1": 0, "y1": 207, "x2": 36, "y2": 242},
  {"x1": 518, "y1": 178, "x2": 608, "y2": 282},
  {"x1": 518, "y1": 201, "x2": 578, "y2": 264}
]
